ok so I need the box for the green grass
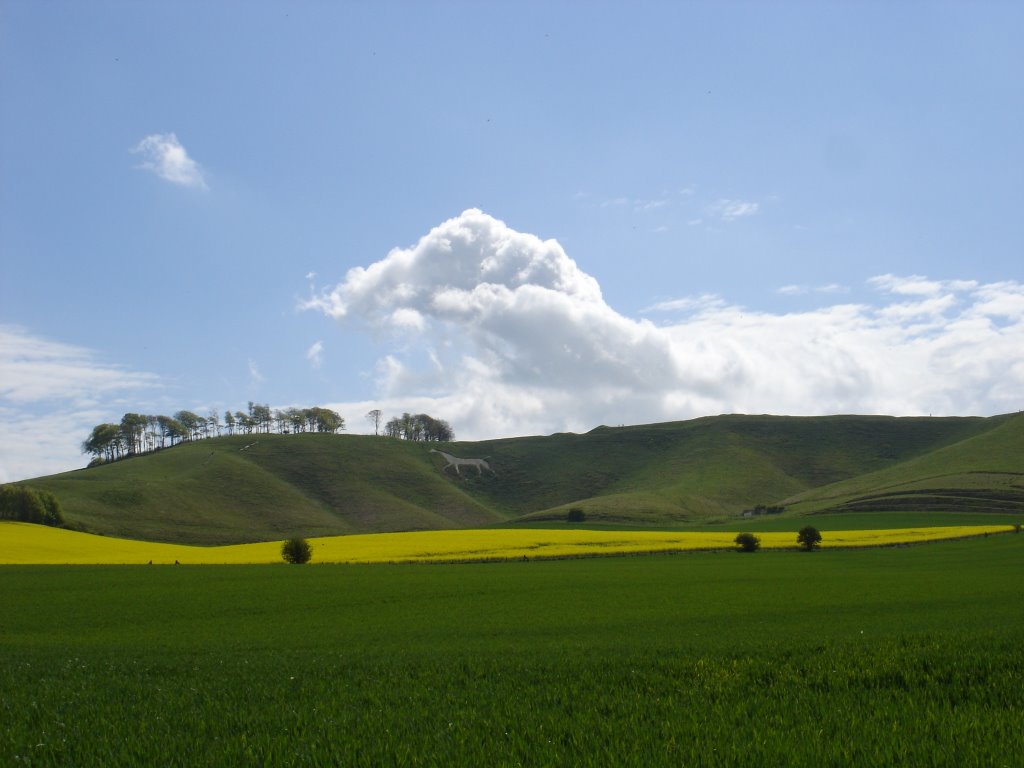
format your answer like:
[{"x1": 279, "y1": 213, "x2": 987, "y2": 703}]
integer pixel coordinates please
[
  {"x1": 724, "y1": 510, "x2": 1024, "y2": 531},
  {"x1": 20, "y1": 412, "x2": 1024, "y2": 543},
  {"x1": 501, "y1": 510, "x2": 1024, "y2": 532},
  {"x1": 2, "y1": 536, "x2": 1023, "y2": 765}
]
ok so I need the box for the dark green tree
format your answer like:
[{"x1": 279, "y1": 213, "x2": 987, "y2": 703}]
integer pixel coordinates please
[
  {"x1": 119, "y1": 413, "x2": 148, "y2": 455},
  {"x1": 735, "y1": 532, "x2": 761, "y2": 552},
  {"x1": 235, "y1": 410, "x2": 253, "y2": 434},
  {"x1": 281, "y1": 537, "x2": 312, "y2": 564},
  {"x1": 250, "y1": 403, "x2": 273, "y2": 434},
  {"x1": 306, "y1": 406, "x2": 344, "y2": 433},
  {"x1": 82, "y1": 423, "x2": 121, "y2": 463},
  {"x1": 158, "y1": 415, "x2": 187, "y2": 446},
  {"x1": 797, "y1": 525, "x2": 822, "y2": 551},
  {"x1": 174, "y1": 410, "x2": 205, "y2": 441}
]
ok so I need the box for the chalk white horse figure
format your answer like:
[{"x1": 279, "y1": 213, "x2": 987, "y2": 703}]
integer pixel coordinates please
[{"x1": 430, "y1": 449, "x2": 495, "y2": 477}]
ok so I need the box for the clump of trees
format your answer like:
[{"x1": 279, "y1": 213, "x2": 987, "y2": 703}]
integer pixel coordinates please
[
  {"x1": 82, "y1": 402, "x2": 346, "y2": 466},
  {"x1": 380, "y1": 412, "x2": 454, "y2": 442},
  {"x1": 742, "y1": 504, "x2": 785, "y2": 517},
  {"x1": 0, "y1": 485, "x2": 65, "y2": 527}
]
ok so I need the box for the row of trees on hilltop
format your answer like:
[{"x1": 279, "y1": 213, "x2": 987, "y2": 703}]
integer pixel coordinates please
[
  {"x1": 82, "y1": 403, "x2": 346, "y2": 465},
  {"x1": 83, "y1": 405, "x2": 456, "y2": 467}
]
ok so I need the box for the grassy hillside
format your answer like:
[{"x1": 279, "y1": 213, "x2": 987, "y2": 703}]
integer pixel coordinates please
[
  {"x1": 26, "y1": 434, "x2": 501, "y2": 545},
  {"x1": 782, "y1": 412, "x2": 1024, "y2": 516},
  {"x1": 17, "y1": 413, "x2": 1023, "y2": 543},
  {"x1": 478, "y1": 413, "x2": 1015, "y2": 523}
]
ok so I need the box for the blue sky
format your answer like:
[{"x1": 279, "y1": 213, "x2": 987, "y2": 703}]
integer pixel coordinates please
[{"x1": 2, "y1": 1, "x2": 1022, "y2": 481}]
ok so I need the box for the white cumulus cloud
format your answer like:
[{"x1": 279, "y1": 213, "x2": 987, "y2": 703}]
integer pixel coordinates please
[
  {"x1": 306, "y1": 210, "x2": 1024, "y2": 440},
  {"x1": 131, "y1": 133, "x2": 207, "y2": 189}
]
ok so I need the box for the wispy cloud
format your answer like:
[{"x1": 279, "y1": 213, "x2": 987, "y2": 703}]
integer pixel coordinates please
[
  {"x1": 306, "y1": 210, "x2": 1024, "y2": 441},
  {"x1": 248, "y1": 359, "x2": 264, "y2": 383},
  {"x1": 642, "y1": 294, "x2": 726, "y2": 314},
  {"x1": 131, "y1": 133, "x2": 207, "y2": 189},
  {"x1": 598, "y1": 196, "x2": 671, "y2": 211},
  {"x1": 0, "y1": 325, "x2": 160, "y2": 405},
  {"x1": 707, "y1": 198, "x2": 759, "y2": 222},
  {"x1": 0, "y1": 326, "x2": 161, "y2": 481},
  {"x1": 598, "y1": 195, "x2": 670, "y2": 212},
  {"x1": 778, "y1": 283, "x2": 848, "y2": 296},
  {"x1": 306, "y1": 340, "x2": 324, "y2": 369},
  {"x1": 868, "y1": 274, "x2": 978, "y2": 296}
]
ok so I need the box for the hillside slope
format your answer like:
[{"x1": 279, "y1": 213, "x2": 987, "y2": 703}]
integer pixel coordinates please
[
  {"x1": 17, "y1": 413, "x2": 1022, "y2": 543},
  {"x1": 781, "y1": 413, "x2": 1024, "y2": 516},
  {"x1": 467, "y1": 414, "x2": 1013, "y2": 523},
  {"x1": 26, "y1": 434, "x2": 501, "y2": 545}
]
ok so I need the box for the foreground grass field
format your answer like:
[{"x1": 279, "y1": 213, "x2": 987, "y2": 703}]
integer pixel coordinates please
[
  {"x1": 2, "y1": 535, "x2": 1022, "y2": 766},
  {"x1": 0, "y1": 520, "x2": 1014, "y2": 564}
]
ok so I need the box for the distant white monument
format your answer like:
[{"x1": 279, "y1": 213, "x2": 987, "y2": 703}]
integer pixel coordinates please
[{"x1": 430, "y1": 449, "x2": 495, "y2": 476}]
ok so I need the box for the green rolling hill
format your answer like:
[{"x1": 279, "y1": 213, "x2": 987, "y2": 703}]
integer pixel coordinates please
[{"x1": 15, "y1": 412, "x2": 1024, "y2": 544}]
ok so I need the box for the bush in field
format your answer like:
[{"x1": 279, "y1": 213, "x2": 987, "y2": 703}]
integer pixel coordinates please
[
  {"x1": 281, "y1": 537, "x2": 313, "y2": 564},
  {"x1": 567, "y1": 508, "x2": 586, "y2": 523},
  {"x1": 734, "y1": 532, "x2": 761, "y2": 552},
  {"x1": 797, "y1": 525, "x2": 822, "y2": 551}
]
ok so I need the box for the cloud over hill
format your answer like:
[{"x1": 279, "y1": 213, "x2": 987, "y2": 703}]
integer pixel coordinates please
[{"x1": 307, "y1": 209, "x2": 1024, "y2": 439}]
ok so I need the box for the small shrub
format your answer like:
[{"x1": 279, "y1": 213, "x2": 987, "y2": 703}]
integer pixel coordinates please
[
  {"x1": 567, "y1": 508, "x2": 586, "y2": 523},
  {"x1": 734, "y1": 532, "x2": 761, "y2": 552},
  {"x1": 797, "y1": 525, "x2": 822, "y2": 551},
  {"x1": 281, "y1": 537, "x2": 312, "y2": 565}
]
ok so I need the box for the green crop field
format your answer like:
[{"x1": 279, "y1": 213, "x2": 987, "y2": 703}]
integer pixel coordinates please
[{"x1": 3, "y1": 535, "x2": 1022, "y2": 766}]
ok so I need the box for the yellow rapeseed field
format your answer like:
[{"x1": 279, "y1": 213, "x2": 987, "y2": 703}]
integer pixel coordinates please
[{"x1": 0, "y1": 521, "x2": 1013, "y2": 565}]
